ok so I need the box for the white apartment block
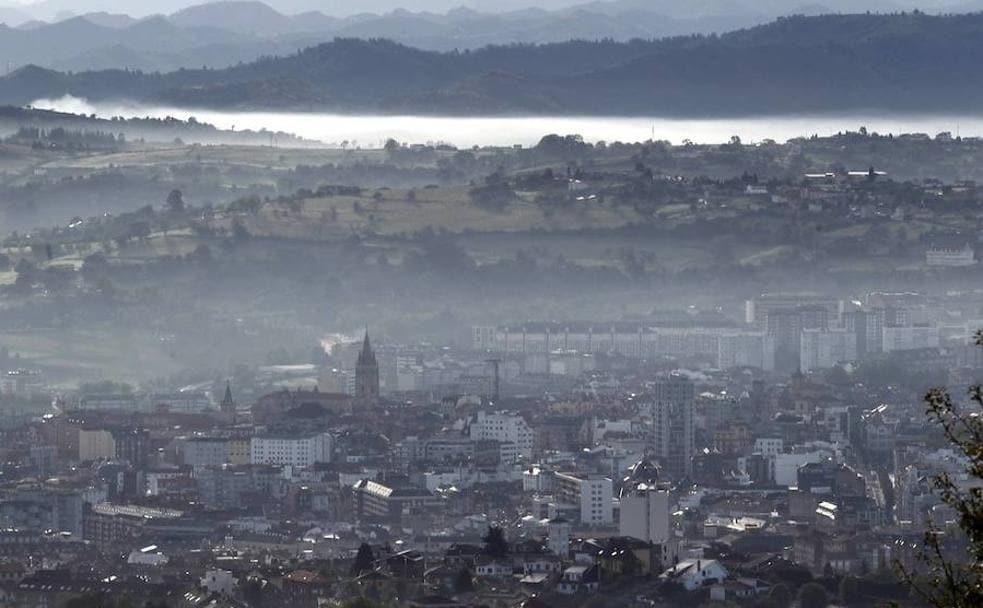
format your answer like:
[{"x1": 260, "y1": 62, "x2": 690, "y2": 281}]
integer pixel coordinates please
[
  {"x1": 181, "y1": 437, "x2": 229, "y2": 469},
  {"x1": 554, "y1": 472, "x2": 613, "y2": 526},
  {"x1": 753, "y1": 438, "x2": 784, "y2": 456},
  {"x1": 800, "y1": 328, "x2": 858, "y2": 371},
  {"x1": 78, "y1": 429, "x2": 116, "y2": 462},
  {"x1": 882, "y1": 326, "x2": 941, "y2": 352},
  {"x1": 250, "y1": 433, "x2": 333, "y2": 468},
  {"x1": 619, "y1": 484, "x2": 670, "y2": 544},
  {"x1": 473, "y1": 323, "x2": 778, "y2": 370},
  {"x1": 717, "y1": 332, "x2": 775, "y2": 371},
  {"x1": 926, "y1": 243, "x2": 975, "y2": 267},
  {"x1": 469, "y1": 411, "x2": 534, "y2": 460}
]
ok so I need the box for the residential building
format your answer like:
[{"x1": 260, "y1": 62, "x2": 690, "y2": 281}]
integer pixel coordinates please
[
  {"x1": 800, "y1": 328, "x2": 858, "y2": 371},
  {"x1": 648, "y1": 374, "x2": 695, "y2": 480},
  {"x1": 250, "y1": 433, "x2": 332, "y2": 468},
  {"x1": 660, "y1": 559, "x2": 729, "y2": 591},
  {"x1": 180, "y1": 437, "x2": 229, "y2": 469},
  {"x1": 882, "y1": 326, "x2": 941, "y2": 352},
  {"x1": 926, "y1": 243, "x2": 976, "y2": 266},
  {"x1": 468, "y1": 411, "x2": 534, "y2": 460},
  {"x1": 619, "y1": 483, "x2": 670, "y2": 544},
  {"x1": 352, "y1": 479, "x2": 440, "y2": 522},
  {"x1": 79, "y1": 429, "x2": 116, "y2": 462},
  {"x1": 553, "y1": 472, "x2": 613, "y2": 526}
]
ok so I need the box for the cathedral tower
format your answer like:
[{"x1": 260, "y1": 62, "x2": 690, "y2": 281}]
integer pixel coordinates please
[{"x1": 355, "y1": 331, "x2": 380, "y2": 401}]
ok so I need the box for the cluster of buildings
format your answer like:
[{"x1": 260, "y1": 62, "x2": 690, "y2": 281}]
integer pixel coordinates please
[
  {"x1": 473, "y1": 290, "x2": 983, "y2": 377},
  {"x1": 0, "y1": 300, "x2": 976, "y2": 608}
]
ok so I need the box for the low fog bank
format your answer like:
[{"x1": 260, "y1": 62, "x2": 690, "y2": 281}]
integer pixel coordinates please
[{"x1": 31, "y1": 96, "x2": 982, "y2": 148}]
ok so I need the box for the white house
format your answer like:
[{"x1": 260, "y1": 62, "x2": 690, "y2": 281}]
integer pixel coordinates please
[
  {"x1": 475, "y1": 559, "x2": 512, "y2": 578},
  {"x1": 660, "y1": 558, "x2": 729, "y2": 591},
  {"x1": 556, "y1": 565, "x2": 599, "y2": 595},
  {"x1": 200, "y1": 569, "x2": 237, "y2": 595},
  {"x1": 127, "y1": 545, "x2": 168, "y2": 566}
]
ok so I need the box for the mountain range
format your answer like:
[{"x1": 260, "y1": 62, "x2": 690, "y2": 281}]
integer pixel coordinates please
[
  {"x1": 6, "y1": 0, "x2": 983, "y2": 21},
  {"x1": 4, "y1": 11, "x2": 983, "y2": 117},
  {"x1": 2, "y1": 0, "x2": 983, "y2": 73}
]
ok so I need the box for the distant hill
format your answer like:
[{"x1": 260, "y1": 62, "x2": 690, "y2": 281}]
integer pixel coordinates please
[
  {"x1": 0, "y1": 4, "x2": 31, "y2": 25},
  {"x1": 4, "y1": 0, "x2": 974, "y2": 73},
  {"x1": 5, "y1": 12, "x2": 983, "y2": 116},
  {"x1": 168, "y1": 0, "x2": 338, "y2": 35},
  {"x1": 0, "y1": 105, "x2": 315, "y2": 146}
]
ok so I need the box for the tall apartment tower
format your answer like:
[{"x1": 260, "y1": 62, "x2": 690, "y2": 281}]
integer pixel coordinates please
[
  {"x1": 649, "y1": 374, "x2": 695, "y2": 481},
  {"x1": 619, "y1": 459, "x2": 671, "y2": 545},
  {"x1": 355, "y1": 331, "x2": 380, "y2": 402}
]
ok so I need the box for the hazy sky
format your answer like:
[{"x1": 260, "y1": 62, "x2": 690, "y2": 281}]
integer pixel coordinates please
[
  {"x1": 2, "y1": 0, "x2": 974, "y2": 20},
  {"x1": 4, "y1": 0, "x2": 590, "y2": 18}
]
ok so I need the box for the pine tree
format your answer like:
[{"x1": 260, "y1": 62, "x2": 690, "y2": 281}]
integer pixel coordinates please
[
  {"x1": 482, "y1": 526, "x2": 509, "y2": 559},
  {"x1": 351, "y1": 542, "x2": 376, "y2": 576}
]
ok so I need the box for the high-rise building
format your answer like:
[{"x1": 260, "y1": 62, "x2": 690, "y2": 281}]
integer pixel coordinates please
[
  {"x1": 619, "y1": 460, "x2": 671, "y2": 545},
  {"x1": 354, "y1": 331, "x2": 380, "y2": 401},
  {"x1": 112, "y1": 427, "x2": 150, "y2": 470},
  {"x1": 649, "y1": 374, "x2": 695, "y2": 480},
  {"x1": 800, "y1": 328, "x2": 858, "y2": 371},
  {"x1": 553, "y1": 472, "x2": 613, "y2": 526},
  {"x1": 766, "y1": 306, "x2": 829, "y2": 373},
  {"x1": 746, "y1": 294, "x2": 842, "y2": 326},
  {"x1": 843, "y1": 309, "x2": 884, "y2": 357}
]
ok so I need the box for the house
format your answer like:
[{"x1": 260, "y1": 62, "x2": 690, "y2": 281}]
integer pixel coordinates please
[
  {"x1": 590, "y1": 536, "x2": 662, "y2": 576},
  {"x1": 444, "y1": 543, "x2": 482, "y2": 567},
  {"x1": 926, "y1": 243, "x2": 976, "y2": 267},
  {"x1": 709, "y1": 578, "x2": 771, "y2": 602},
  {"x1": 518, "y1": 554, "x2": 562, "y2": 574},
  {"x1": 660, "y1": 558, "x2": 728, "y2": 591},
  {"x1": 475, "y1": 558, "x2": 512, "y2": 578},
  {"x1": 386, "y1": 549, "x2": 426, "y2": 579},
  {"x1": 556, "y1": 565, "x2": 599, "y2": 595}
]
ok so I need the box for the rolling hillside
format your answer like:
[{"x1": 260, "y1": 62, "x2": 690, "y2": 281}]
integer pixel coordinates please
[{"x1": 3, "y1": 12, "x2": 983, "y2": 116}]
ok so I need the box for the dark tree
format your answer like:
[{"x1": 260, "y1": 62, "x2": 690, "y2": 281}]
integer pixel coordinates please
[
  {"x1": 482, "y1": 525, "x2": 509, "y2": 559},
  {"x1": 232, "y1": 220, "x2": 250, "y2": 240},
  {"x1": 895, "y1": 330, "x2": 983, "y2": 608},
  {"x1": 166, "y1": 189, "x2": 185, "y2": 212},
  {"x1": 351, "y1": 542, "x2": 375, "y2": 576},
  {"x1": 797, "y1": 582, "x2": 828, "y2": 608},
  {"x1": 453, "y1": 566, "x2": 474, "y2": 593},
  {"x1": 768, "y1": 583, "x2": 793, "y2": 608},
  {"x1": 838, "y1": 575, "x2": 862, "y2": 605}
]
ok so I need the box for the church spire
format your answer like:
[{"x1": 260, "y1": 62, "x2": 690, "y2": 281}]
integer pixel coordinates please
[
  {"x1": 358, "y1": 329, "x2": 376, "y2": 366},
  {"x1": 355, "y1": 329, "x2": 380, "y2": 401},
  {"x1": 220, "y1": 380, "x2": 234, "y2": 413}
]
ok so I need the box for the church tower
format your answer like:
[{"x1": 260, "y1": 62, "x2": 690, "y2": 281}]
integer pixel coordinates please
[
  {"x1": 355, "y1": 331, "x2": 380, "y2": 402},
  {"x1": 220, "y1": 381, "x2": 235, "y2": 414}
]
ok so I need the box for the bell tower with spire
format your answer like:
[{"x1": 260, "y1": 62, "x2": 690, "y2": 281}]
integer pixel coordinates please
[
  {"x1": 220, "y1": 381, "x2": 235, "y2": 414},
  {"x1": 355, "y1": 330, "x2": 380, "y2": 402}
]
